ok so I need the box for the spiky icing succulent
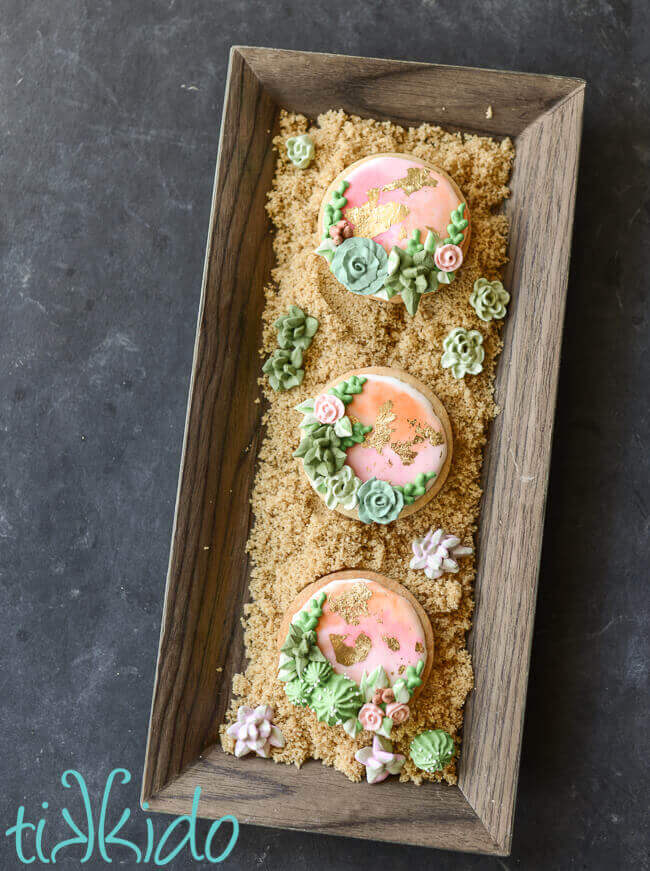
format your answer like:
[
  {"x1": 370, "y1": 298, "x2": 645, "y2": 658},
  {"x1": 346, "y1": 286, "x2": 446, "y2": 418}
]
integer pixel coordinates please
[
  {"x1": 409, "y1": 729, "x2": 456, "y2": 773},
  {"x1": 310, "y1": 673, "x2": 363, "y2": 726}
]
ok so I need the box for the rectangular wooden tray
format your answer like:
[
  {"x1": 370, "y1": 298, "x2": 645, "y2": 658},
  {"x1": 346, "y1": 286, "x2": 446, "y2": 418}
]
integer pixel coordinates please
[{"x1": 142, "y1": 47, "x2": 584, "y2": 856}]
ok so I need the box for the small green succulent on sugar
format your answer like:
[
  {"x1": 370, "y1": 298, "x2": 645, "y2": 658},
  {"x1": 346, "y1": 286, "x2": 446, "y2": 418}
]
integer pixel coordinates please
[
  {"x1": 469, "y1": 278, "x2": 510, "y2": 322},
  {"x1": 440, "y1": 327, "x2": 485, "y2": 379},
  {"x1": 262, "y1": 347, "x2": 304, "y2": 391},
  {"x1": 293, "y1": 424, "x2": 347, "y2": 480},
  {"x1": 286, "y1": 134, "x2": 315, "y2": 169},
  {"x1": 331, "y1": 237, "x2": 388, "y2": 296},
  {"x1": 410, "y1": 729, "x2": 456, "y2": 773},
  {"x1": 275, "y1": 305, "x2": 319, "y2": 350}
]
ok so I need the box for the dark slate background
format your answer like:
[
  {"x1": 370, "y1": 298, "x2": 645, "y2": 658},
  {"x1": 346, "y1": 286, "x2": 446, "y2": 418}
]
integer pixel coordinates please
[{"x1": 1, "y1": 1, "x2": 648, "y2": 869}]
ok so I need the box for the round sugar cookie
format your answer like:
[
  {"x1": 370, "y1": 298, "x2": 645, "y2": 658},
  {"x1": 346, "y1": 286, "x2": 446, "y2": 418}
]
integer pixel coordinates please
[
  {"x1": 293, "y1": 367, "x2": 452, "y2": 524},
  {"x1": 278, "y1": 570, "x2": 434, "y2": 710},
  {"x1": 317, "y1": 153, "x2": 470, "y2": 312}
]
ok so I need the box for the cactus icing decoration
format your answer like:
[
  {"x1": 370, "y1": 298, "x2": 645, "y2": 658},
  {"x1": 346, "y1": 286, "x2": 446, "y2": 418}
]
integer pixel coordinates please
[
  {"x1": 442, "y1": 202, "x2": 469, "y2": 245},
  {"x1": 310, "y1": 673, "x2": 363, "y2": 726},
  {"x1": 286, "y1": 134, "x2": 314, "y2": 169},
  {"x1": 285, "y1": 677, "x2": 312, "y2": 707},
  {"x1": 302, "y1": 659, "x2": 332, "y2": 690},
  {"x1": 322, "y1": 180, "x2": 350, "y2": 241},
  {"x1": 357, "y1": 477, "x2": 404, "y2": 525},
  {"x1": 470, "y1": 278, "x2": 510, "y2": 322},
  {"x1": 328, "y1": 375, "x2": 367, "y2": 404},
  {"x1": 275, "y1": 305, "x2": 319, "y2": 351},
  {"x1": 331, "y1": 237, "x2": 388, "y2": 296},
  {"x1": 410, "y1": 729, "x2": 456, "y2": 772},
  {"x1": 440, "y1": 327, "x2": 485, "y2": 379},
  {"x1": 262, "y1": 347, "x2": 304, "y2": 392},
  {"x1": 394, "y1": 471, "x2": 437, "y2": 505},
  {"x1": 314, "y1": 465, "x2": 361, "y2": 510}
]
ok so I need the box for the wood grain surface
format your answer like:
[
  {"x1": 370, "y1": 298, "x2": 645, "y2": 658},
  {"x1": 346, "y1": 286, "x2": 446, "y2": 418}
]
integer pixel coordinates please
[
  {"x1": 142, "y1": 46, "x2": 585, "y2": 856},
  {"x1": 276, "y1": 569, "x2": 435, "y2": 705}
]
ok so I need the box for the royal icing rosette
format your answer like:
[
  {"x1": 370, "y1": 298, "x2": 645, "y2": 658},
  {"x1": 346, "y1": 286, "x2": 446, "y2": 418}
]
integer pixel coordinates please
[
  {"x1": 315, "y1": 153, "x2": 470, "y2": 315},
  {"x1": 277, "y1": 570, "x2": 434, "y2": 781},
  {"x1": 293, "y1": 367, "x2": 452, "y2": 524}
]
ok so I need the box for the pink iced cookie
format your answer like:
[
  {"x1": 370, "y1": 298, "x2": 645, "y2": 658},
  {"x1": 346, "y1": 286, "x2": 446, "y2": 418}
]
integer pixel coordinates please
[
  {"x1": 319, "y1": 153, "x2": 470, "y2": 255},
  {"x1": 345, "y1": 373, "x2": 447, "y2": 489},
  {"x1": 292, "y1": 575, "x2": 431, "y2": 688}
]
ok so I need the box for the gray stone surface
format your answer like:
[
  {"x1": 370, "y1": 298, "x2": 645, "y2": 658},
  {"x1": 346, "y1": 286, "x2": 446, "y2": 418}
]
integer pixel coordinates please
[{"x1": 1, "y1": 1, "x2": 648, "y2": 868}]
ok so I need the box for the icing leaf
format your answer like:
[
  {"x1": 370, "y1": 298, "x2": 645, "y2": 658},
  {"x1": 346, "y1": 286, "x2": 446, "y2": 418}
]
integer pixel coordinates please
[
  {"x1": 339, "y1": 420, "x2": 373, "y2": 448},
  {"x1": 405, "y1": 659, "x2": 425, "y2": 693},
  {"x1": 392, "y1": 679, "x2": 410, "y2": 704},
  {"x1": 328, "y1": 375, "x2": 367, "y2": 405},
  {"x1": 376, "y1": 717, "x2": 394, "y2": 739},
  {"x1": 333, "y1": 415, "x2": 353, "y2": 438},
  {"x1": 360, "y1": 666, "x2": 389, "y2": 702},
  {"x1": 342, "y1": 717, "x2": 363, "y2": 738}
]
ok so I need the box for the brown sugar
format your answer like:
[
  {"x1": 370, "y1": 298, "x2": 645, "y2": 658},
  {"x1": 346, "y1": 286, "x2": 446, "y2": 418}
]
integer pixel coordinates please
[{"x1": 219, "y1": 109, "x2": 514, "y2": 785}]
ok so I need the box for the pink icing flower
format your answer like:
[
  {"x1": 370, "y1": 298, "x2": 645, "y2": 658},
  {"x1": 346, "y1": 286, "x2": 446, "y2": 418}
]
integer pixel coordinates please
[
  {"x1": 380, "y1": 688, "x2": 395, "y2": 704},
  {"x1": 385, "y1": 701, "x2": 410, "y2": 725},
  {"x1": 372, "y1": 689, "x2": 384, "y2": 706},
  {"x1": 329, "y1": 219, "x2": 353, "y2": 246},
  {"x1": 355, "y1": 735, "x2": 405, "y2": 784},
  {"x1": 226, "y1": 705, "x2": 285, "y2": 758},
  {"x1": 313, "y1": 393, "x2": 345, "y2": 425},
  {"x1": 434, "y1": 243, "x2": 463, "y2": 273},
  {"x1": 358, "y1": 702, "x2": 384, "y2": 732}
]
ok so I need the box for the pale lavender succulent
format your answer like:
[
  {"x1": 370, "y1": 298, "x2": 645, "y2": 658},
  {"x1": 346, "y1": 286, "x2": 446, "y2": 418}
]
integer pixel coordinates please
[
  {"x1": 227, "y1": 705, "x2": 285, "y2": 758},
  {"x1": 410, "y1": 528, "x2": 473, "y2": 580},
  {"x1": 355, "y1": 735, "x2": 405, "y2": 784}
]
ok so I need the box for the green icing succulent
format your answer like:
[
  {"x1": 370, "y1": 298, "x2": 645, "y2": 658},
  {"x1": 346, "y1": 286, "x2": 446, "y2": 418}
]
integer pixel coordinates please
[
  {"x1": 357, "y1": 477, "x2": 404, "y2": 525},
  {"x1": 331, "y1": 237, "x2": 388, "y2": 296},
  {"x1": 340, "y1": 420, "x2": 373, "y2": 448},
  {"x1": 275, "y1": 305, "x2": 319, "y2": 351},
  {"x1": 322, "y1": 180, "x2": 350, "y2": 240},
  {"x1": 410, "y1": 729, "x2": 456, "y2": 773},
  {"x1": 310, "y1": 673, "x2": 363, "y2": 726},
  {"x1": 293, "y1": 591, "x2": 326, "y2": 633},
  {"x1": 443, "y1": 202, "x2": 469, "y2": 245},
  {"x1": 262, "y1": 347, "x2": 304, "y2": 391},
  {"x1": 469, "y1": 278, "x2": 510, "y2": 322},
  {"x1": 394, "y1": 471, "x2": 437, "y2": 505},
  {"x1": 294, "y1": 424, "x2": 347, "y2": 480},
  {"x1": 328, "y1": 375, "x2": 367, "y2": 405},
  {"x1": 383, "y1": 231, "x2": 440, "y2": 315},
  {"x1": 286, "y1": 134, "x2": 315, "y2": 169},
  {"x1": 314, "y1": 464, "x2": 361, "y2": 511},
  {"x1": 285, "y1": 677, "x2": 312, "y2": 707},
  {"x1": 440, "y1": 327, "x2": 485, "y2": 379},
  {"x1": 404, "y1": 659, "x2": 425, "y2": 693},
  {"x1": 302, "y1": 659, "x2": 332, "y2": 691},
  {"x1": 280, "y1": 622, "x2": 327, "y2": 678}
]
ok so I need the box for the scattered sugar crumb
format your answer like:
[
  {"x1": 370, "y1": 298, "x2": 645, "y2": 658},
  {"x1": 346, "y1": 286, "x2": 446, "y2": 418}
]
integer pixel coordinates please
[
  {"x1": 219, "y1": 109, "x2": 514, "y2": 785},
  {"x1": 486, "y1": 105, "x2": 493, "y2": 120}
]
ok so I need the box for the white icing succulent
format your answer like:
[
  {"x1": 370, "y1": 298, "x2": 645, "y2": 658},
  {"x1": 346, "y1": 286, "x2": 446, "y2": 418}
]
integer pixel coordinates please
[
  {"x1": 312, "y1": 464, "x2": 361, "y2": 510},
  {"x1": 410, "y1": 528, "x2": 473, "y2": 580}
]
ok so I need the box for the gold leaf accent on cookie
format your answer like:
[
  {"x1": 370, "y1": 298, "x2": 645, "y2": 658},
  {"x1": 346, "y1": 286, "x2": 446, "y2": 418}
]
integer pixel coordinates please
[
  {"x1": 382, "y1": 634, "x2": 400, "y2": 652},
  {"x1": 330, "y1": 632, "x2": 372, "y2": 666},
  {"x1": 328, "y1": 582, "x2": 372, "y2": 626},
  {"x1": 347, "y1": 188, "x2": 409, "y2": 239},
  {"x1": 407, "y1": 418, "x2": 445, "y2": 447},
  {"x1": 381, "y1": 166, "x2": 437, "y2": 197},
  {"x1": 415, "y1": 641, "x2": 425, "y2": 654},
  {"x1": 390, "y1": 440, "x2": 417, "y2": 466},
  {"x1": 366, "y1": 400, "x2": 396, "y2": 455}
]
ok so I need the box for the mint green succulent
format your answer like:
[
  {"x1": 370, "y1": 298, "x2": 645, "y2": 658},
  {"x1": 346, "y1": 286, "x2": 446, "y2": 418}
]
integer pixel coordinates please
[
  {"x1": 470, "y1": 278, "x2": 510, "y2": 322},
  {"x1": 262, "y1": 347, "x2": 304, "y2": 391},
  {"x1": 285, "y1": 677, "x2": 312, "y2": 707},
  {"x1": 314, "y1": 465, "x2": 361, "y2": 510},
  {"x1": 410, "y1": 729, "x2": 456, "y2": 772},
  {"x1": 340, "y1": 420, "x2": 373, "y2": 448},
  {"x1": 357, "y1": 477, "x2": 404, "y2": 525},
  {"x1": 394, "y1": 471, "x2": 437, "y2": 505},
  {"x1": 443, "y1": 202, "x2": 469, "y2": 245},
  {"x1": 294, "y1": 424, "x2": 347, "y2": 480},
  {"x1": 331, "y1": 237, "x2": 388, "y2": 296},
  {"x1": 275, "y1": 305, "x2": 319, "y2": 350},
  {"x1": 440, "y1": 327, "x2": 484, "y2": 379},
  {"x1": 302, "y1": 660, "x2": 332, "y2": 691},
  {"x1": 328, "y1": 375, "x2": 366, "y2": 405},
  {"x1": 286, "y1": 134, "x2": 314, "y2": 169},
  {"x1": 310, "y1": 673, "x2": 363, "y2": 726},
  {"x1": 280, "y1": 622, "x2": 327, "y2": 678}
]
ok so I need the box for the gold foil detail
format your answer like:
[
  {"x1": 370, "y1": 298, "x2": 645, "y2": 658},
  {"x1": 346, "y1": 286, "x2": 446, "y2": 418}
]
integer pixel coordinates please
[
  {"x1": 347, "y1": 189, "x2": 409, "y2": 239},
  {"x1": 330, "y1": 633, "x2": 372, "y2": 666},
  {"x1": 382, "y1": 634, "x2": 400, "y2": 652},
  {"x1": 407, "y1": 418, "x2": 445, "y2": 447},
  {"x1": 381, "y1": 166, "x2": 437, "y2": 196},
  {"x1": 366, "y1": 400, "x2": 396, "y2": 454},
  {"x1": 398, "y1": 664, "x2": 405, "y2": 675},
  {"x1": 329, "y1": 582, "x2": 371, "y2": 626},
  {"x1": 390, "y1": 440, "x2": 417, "y2": 466},
  {"x1": 415, "y1": 642, "x2": 425, "y2": 654}
]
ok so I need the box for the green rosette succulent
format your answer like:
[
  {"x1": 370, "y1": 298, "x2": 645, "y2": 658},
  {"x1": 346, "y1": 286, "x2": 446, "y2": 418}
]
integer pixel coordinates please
[
  {"x1": 262, "y1": 347, "x2": 304, "y2": 391},
  {"x1": 314, "y1": 465, "x2": 361, "y2": 510},
  {"x1": 410, "y1": 729, "x2": 456, "y2": 773},
  {"x1": 302, "y1": 659, "x2": 332, "y2": 691},
  {"x1": 383, "y1": 239, "x2": 439, "y2": 315},
  {"x1": 357, "y1": 477, "x2": 404, "y2": 525},
  {"x1": 285, "y1": 677, "x2": 312, "y2": 707},
  {"x1": 469, "y1": 278, "x2": 510, "y2": 322},
  {"x1": 331, "y1": 237, "x2": 388, "y2": 296},
  {"x1": 394, "y1": 471, "x2": 437, "y2": 505},
  {"x1": 310, "y1": 673, "x2": 363, "y2": 726},
  {"x1": 293, "y1": 424, "x2": 346, "y2": 480},
  {"x1": 280, "y1": 623, "x2": 327, "y2": 678},
  {"x1": 286, "y1": 134, "x2": 314, "y2": 169},
  {"x1": 275, "y1": 305, "x2": 319, "y2": 350},
  {"x1": 440, "y1": 327, "x2": 485, "y2": 379}
]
